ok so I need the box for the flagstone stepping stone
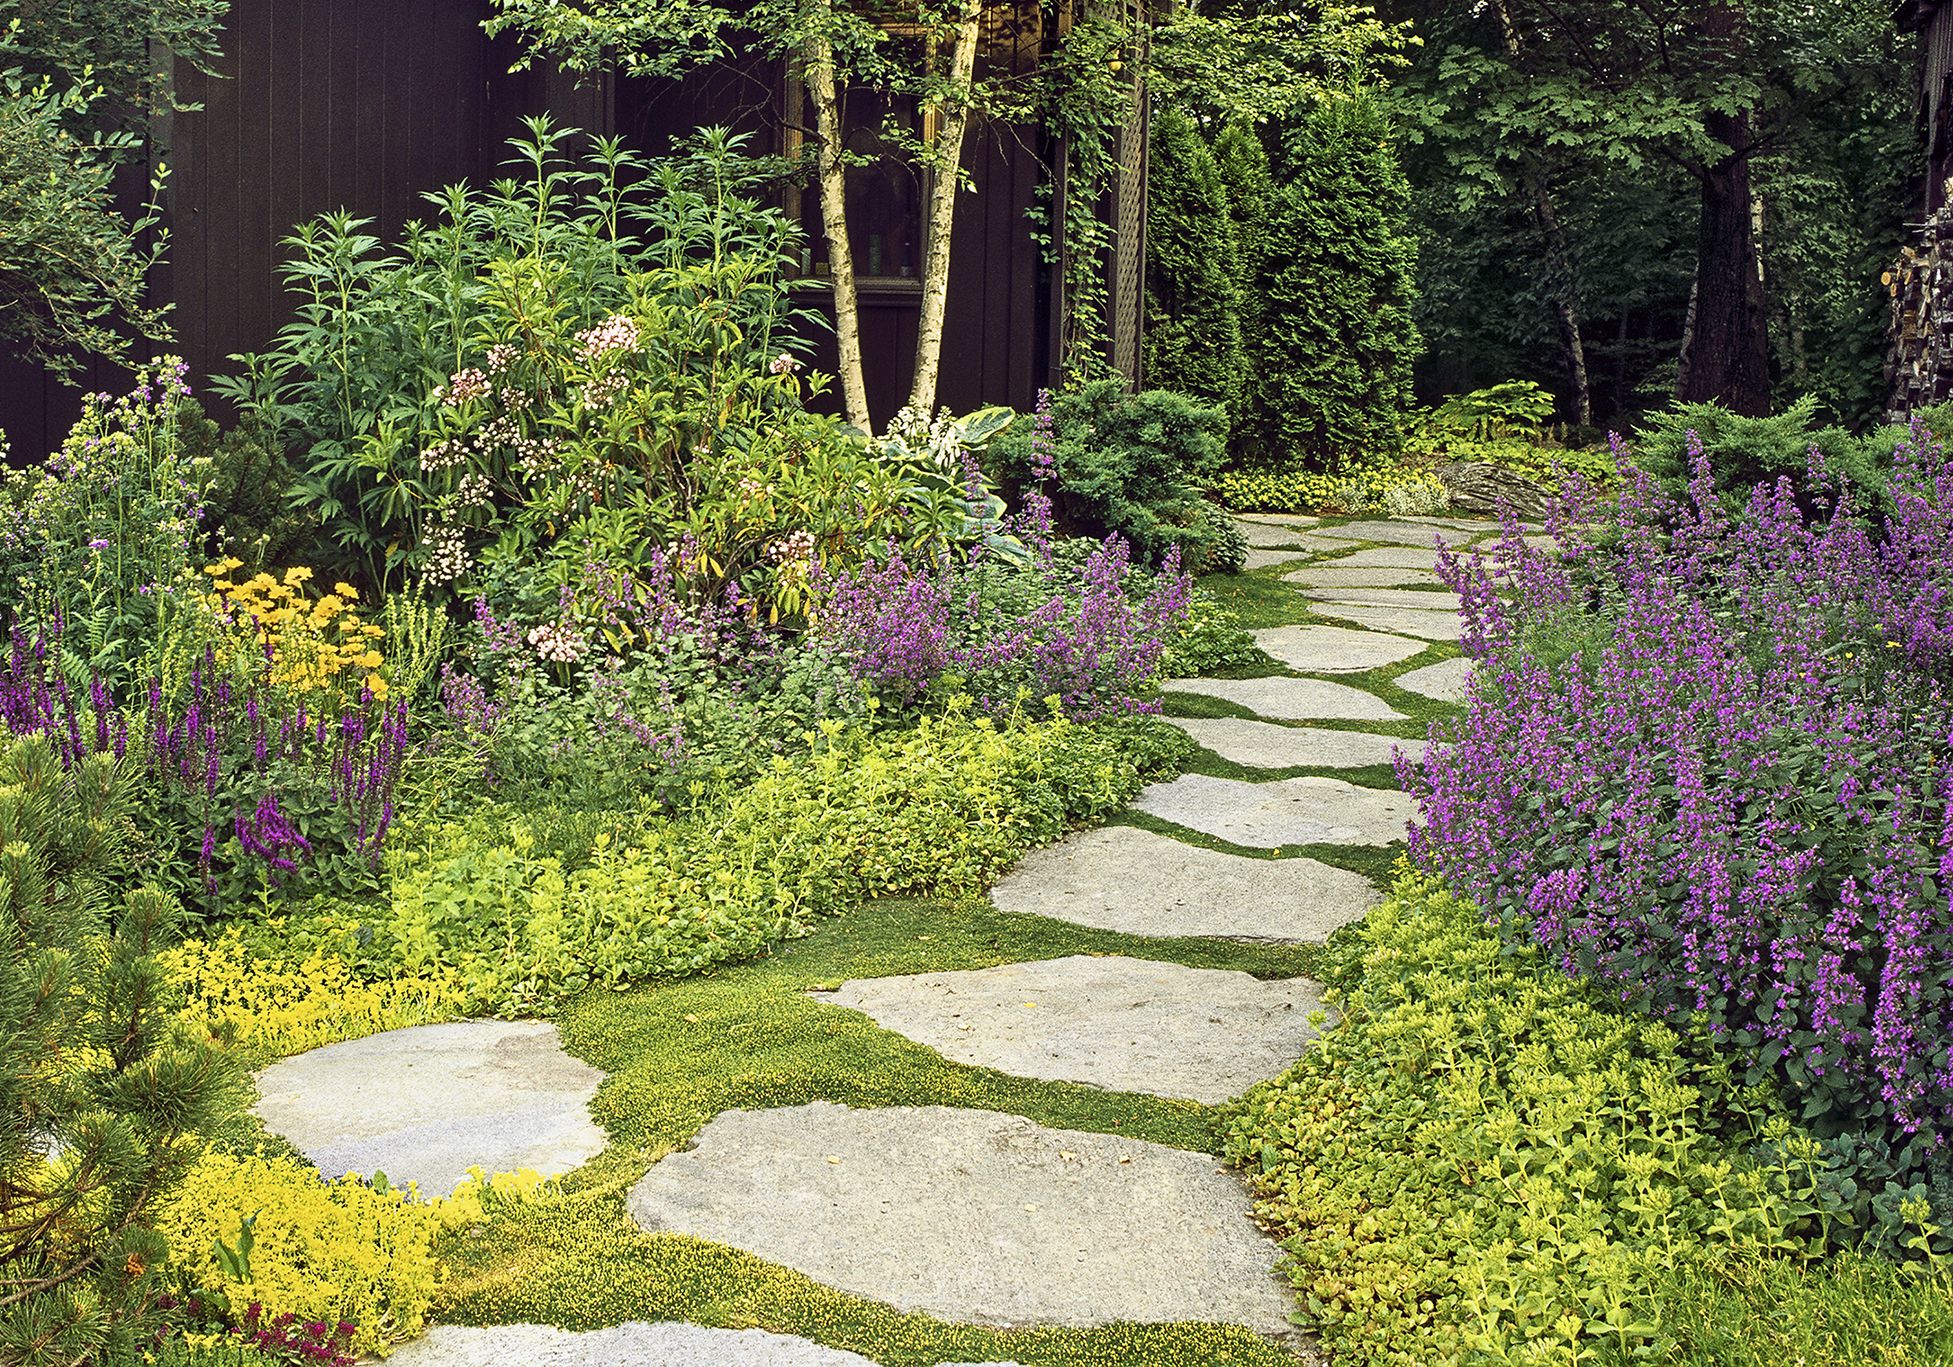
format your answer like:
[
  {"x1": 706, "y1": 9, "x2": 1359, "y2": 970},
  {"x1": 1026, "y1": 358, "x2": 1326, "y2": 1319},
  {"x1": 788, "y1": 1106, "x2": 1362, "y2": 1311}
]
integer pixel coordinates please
[
  {"x1": 1301, "y1": 586, "x2": 1465, "y2": 612},
  {"x1": 1283, "y1": 564, "x2": 1441, "y2": 590},
  {"x1": 1400, "y1": 515, "x2": 1500, "y2": 531},
  {"x1": 252, "y1": 1020, "x2": 605, "y2": 1194},
  {"x1": 990, "y1": 825, "x2": 1379, "y2": 942},
  {"x1": 1394, "y1": 656, "x2": 1477, "y2": 704},
  {"x1": 817, "y1": 955, "x2": 1328, "y2": 1104},
  {"x1": 388, "y1": 1324, "x2": 879, "y2": 1366},
  {"x1": 1312, "y1": 519, "x2": 1488, "y2": 547},
  {"x1": 1235, "y1": 519, "x2": 1317, "y2": 549},
  {"x1": 1242, "y1": 545, "x2": 1311, "y2": 570},
  {"x1": 1323, "y1": 546, "x2": 1462, "y2": 570},
  {"x1": 1238, "y1": 512, "x2": 1320, "y2": 527},
  {"x1": 1170, "y1": 716, "x2": 1424, "y2": 770},
  {"x1": 1250, "y1": 624, "x2": 1426, "y2": 674},
  {"x1": 1309, "y1": 602, "x2": 1465, "y2": 642},
  {"x1": 1132, "y1": 774, "x2": 1414, "y2": 849},
  {"x1": 1161, "y1": 674, "x2": 1405, "y2": 722},
  {"x1": 626, "y1": 1102, "x2": 1294, "y2": 1334}
]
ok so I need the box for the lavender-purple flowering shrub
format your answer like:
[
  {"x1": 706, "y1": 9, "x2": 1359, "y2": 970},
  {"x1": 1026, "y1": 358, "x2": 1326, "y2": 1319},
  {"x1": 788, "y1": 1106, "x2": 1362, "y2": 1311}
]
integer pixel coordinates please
[
  {"x1": 814, "y1": 535, "x2": 1193, "y2": 722},
  {"x1": 1408, "y1": 426, "x2": 1953, "y2": 1222}
]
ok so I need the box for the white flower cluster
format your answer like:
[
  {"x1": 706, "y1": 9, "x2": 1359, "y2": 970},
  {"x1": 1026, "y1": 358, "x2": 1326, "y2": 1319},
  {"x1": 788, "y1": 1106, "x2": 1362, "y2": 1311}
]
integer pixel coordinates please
[
  {"x1": 768, "y1": 352, "x2": 801, "y2": 375},
  {"x1": 456, "y1": 472, "x2": 493, "y2": 508},
  {"x1": 882, "y1": 405, "x2": 962, "y2": 475},
  {"x1": 420, "y1": 438, "x2": 467, "y2": 473},
  {"x1": 575, "y1": 314, "x2": 640, "y2": 361},
  {"x1": 499, "y1": 385, "x2": 532, "y2": 410},
  {"x1": 527, "y1": 621, "x2": 588, "y2": 664},
  {"x1": 473, "y1": 415, "x2": 521, "y2": 453},
  {"x1": 422, "y1": 524, "x2": 472, "y2": 583},
  {"x1": 438, "y1": 367, "x2": 490, "y2": 406},
  {"x1": 736, "y1": 474, "x2": 774, "y2": 503},
  {"x1": 579, "y1": 372, "x2": 629, "y2": 411},
  {"x1": 485, "y1": 342, "x2": 519, "y2": 373},
  {"x1": 764, "y1": 529, "x2": 817, "y2": 566},
  {"x1": 513, "y1": 435, "x2": 562, "y2": 482}
]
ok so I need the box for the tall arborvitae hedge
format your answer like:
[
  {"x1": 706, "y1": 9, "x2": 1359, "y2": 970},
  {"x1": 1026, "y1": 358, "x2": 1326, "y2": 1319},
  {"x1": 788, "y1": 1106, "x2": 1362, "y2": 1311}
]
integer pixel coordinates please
[
  {"x1": 1143, "y1": 108, "x2": 1246, "y2": 420},
  {"x1": 1208, "y1": 119, "x2": 1275, "y2": 463},
  {"x1": 1242, "y1": 94, "x2": 1420, "y2": 471}
]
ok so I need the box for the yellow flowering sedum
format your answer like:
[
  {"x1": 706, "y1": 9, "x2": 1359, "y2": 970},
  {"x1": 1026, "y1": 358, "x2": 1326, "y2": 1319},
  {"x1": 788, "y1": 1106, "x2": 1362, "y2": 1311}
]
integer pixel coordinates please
[
  {"x1": 160, "y1": 927, "x2": 465, "y2": 1058},
  {"x1": 201, "y1": 559, "x2": 389, "y2": 702},
  {"x1": 157, "y1": 1153, "x2": 442, "y2": 1357}
]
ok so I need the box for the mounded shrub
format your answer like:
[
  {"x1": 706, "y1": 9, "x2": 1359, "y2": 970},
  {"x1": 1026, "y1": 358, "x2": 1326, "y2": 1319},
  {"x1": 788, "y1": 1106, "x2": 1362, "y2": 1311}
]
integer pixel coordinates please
[
  {"x1": 1241, "y1": 93, "x2": 1420, "y2": 471},
  {"x1": 1144, "y1": 107, "x2": 1246, "y2": 417}
]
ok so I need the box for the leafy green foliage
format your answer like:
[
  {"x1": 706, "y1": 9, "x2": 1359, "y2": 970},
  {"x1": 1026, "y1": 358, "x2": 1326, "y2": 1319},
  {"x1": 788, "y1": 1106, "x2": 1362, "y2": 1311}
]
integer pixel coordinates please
[
  {"x1": 0, "y1": 735, "x2": 229, "y2": 1366},
  {"x1": 356, "y1": 708, "x2": 1191, "y2": 1013},
  {"x1": 1218, "y1": 460, "x2": 1447, "y2": 515},
  {"x1": 990, "y1": 381, "x2": 1232, "y2": 569},
  {"x1": 1242, "y1": 94, "x2": 1420, "y2": 471},
  {"x1": 0, "y1": 2, "x2": 227, "y2": 374},
  {"x1": 1653, "y1": 1253, "x2": 1953, "y2": 1366},
  {"x1": 1631, "y1": 395, "x2": 1887, "y2": 505},
  {"x1": 1159, "y1": 588, "x2": 1263, "y2": 676},
  {"x1": 1223, "y1": 878, "x2": 1947, "y2": 1367},
  {"x1": 1144, "y1": 108, "x2": 1245, "y2": 418}
]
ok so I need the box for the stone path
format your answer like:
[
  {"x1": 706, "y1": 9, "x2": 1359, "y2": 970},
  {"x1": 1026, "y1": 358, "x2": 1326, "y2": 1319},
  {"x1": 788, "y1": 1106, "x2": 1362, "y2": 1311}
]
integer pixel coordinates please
[
  {"x1": 818, "y1": 956, "x2": 1328, "y2": 1103},
  {"x1": 626, "y1": 1102, "x2": 1296, "y2": 1333},
  {"x1": 246, "y1": 514, "x2": 1489, "y2": 1364},
  {"x1": 252, "y1": 1020, "x2": 606, "y2": 1193}
]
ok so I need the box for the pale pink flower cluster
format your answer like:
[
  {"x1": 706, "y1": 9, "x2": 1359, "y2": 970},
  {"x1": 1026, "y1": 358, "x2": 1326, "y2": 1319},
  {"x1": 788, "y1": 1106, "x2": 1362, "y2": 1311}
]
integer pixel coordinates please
[
  {"x1": 420, "y1": 438, "x2": 466, "y2": 473},
  {"x1": 422, "y1": 524, "x2": 471, "y2": 582},
  {"x1": 575, "y1": 314, "x2": 640, "y2": 361},
  {"x1": 438, "y1": 367, "x2": 490, "y2": 406},
  {"x1": 526, "y1": 621, "x2": 588, "y2": 664},
  {"x1": 768, "y1": 352, "x2": 800, "y2": 376}
]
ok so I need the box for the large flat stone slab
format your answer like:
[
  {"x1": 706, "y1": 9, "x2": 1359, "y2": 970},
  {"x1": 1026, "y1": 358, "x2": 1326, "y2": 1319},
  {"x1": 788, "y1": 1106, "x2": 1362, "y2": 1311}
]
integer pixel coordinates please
[
  {"x1": 1394, "y1": 656, "x2": 1476, "y2": 704},
  {"x1": 1250, "y1": 624, "x2": 1425, "y2": 674},
  {"x1": 388, "y1": 1325, "x2": 878, "y2": 1366},
  {"x1": 1310, "y1": 603, "x2": 1465, "y2": 642},
  {"x1": 1313, "y1": 519, "x2": 1488, "y2": 547},
  {"x1": 818, "y1": 955, "x2": 1327, "y2": 1104},
  {"x1": 1238, "y1": 513, "x2": 1320, "y2": 527},
  {"x1": 1322, "y1": 546, "x2": 1474, "y2": 570},
  {"x1": 1161, "y1": 674, "x2": 1404, "y2": 722},
  {"x1": 1301, "y1": 586, "x2": 1465, "y2": 612},
  {"x1": 991, "y1": 825, "x2": 1379, "y2": 942},
  {"x1": 1234, "y1": 519, "x2": 1316, "y2": 549},
  {"x1": 1282, "y1": 565, "x2": 1441, "y2": 590},
  {"x1": 1132, "y1": 774, "x2": 1414, "y2": 849},
  {"x1": 627, "y1": 1102, "x2": 1293, "y2": 1334},
  {"x1": 1242, "y1": 546, "x2": 1311, "y2": 571},
  {"x1": 253, "y1": 1021, "x2": 605, "y2": 1194},
  {"x1": 1171, "y1": 716, "x2": 1424, "y2": 770}
]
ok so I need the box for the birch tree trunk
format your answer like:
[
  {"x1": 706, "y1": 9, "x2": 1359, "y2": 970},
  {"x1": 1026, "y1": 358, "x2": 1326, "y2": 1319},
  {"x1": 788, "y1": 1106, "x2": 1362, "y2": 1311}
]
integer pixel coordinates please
[
  {"x1": 907, "y1": 0, "x2": 983, "y2": 415},
  {"x1": 804, "y1": 29, "x2": 873, "y2": 431}
]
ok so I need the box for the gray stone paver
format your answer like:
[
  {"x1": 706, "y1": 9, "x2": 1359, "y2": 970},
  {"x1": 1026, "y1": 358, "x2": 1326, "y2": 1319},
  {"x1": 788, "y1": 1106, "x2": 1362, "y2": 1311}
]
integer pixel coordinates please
[
  {"x1": 253, "y1": 1021, "x2": 604, "y2": 1194},
  {"x1": 1312, "y1": 520, "x2": 1488, "y2": 547},
  {"x1": 1161, "y1": 674, "x2": 1405, "y2": 722},
  {"x1": 1238, "y1": 513, "x2": 1321, "y2": 528},
  {"x1": 1242, "y1": 546, "x2": 1312, "y2": 571},
  {"x1": 1283, "y1": 565, "x2": 1442, "y2": 590},
  {"x1": 1250, "y1": 624, "x2": 1426, "y2": 674},
  {"x1": 1170, "y1": 716, "x2": 1424, "y2": 770},
  {"x1": 1132, "y1": 774, "x2": 1414, "y2": 849},
  {"x1": 1235, "y1": 519, "x2": 1317, "y2": 549},
  {"x1": 819, "y1": 955, "x2": 1328, "y2": 1103},
  {"x1": 387, "y1": 1325, "x2": 879, "y2": 1367},
  {"x1": 1309, "y1": 602, "x2": 1465, "y2": 642},
  {"x1": 1319, "y1": 546, "x2": 1464, "y2": 570},
  {"x1": 1395, "y1": 656, "x2": 1477, "y2": 704},
  {"x1": 626, "y1": 1102, "x2": 1295, "y2": 1334},
  {"x1": 1300, "y1": 586, "x2": 1465, "y2": 612},
  {"x1": 990, "y1": 825, "x2": 1379, "y2": 942}
]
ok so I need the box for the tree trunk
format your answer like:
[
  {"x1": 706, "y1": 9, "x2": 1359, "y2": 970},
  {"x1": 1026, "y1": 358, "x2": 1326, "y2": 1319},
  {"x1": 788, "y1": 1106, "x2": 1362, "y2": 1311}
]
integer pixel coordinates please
[
  {"x1": 908, "y1": 0, "x2": 983, "y2": 415},
  {"x1": 804, "y1": 32, "x2": 873, "y2": 431},
  {"x1": 1678, "y1": 3, "x2": 1770, "y2": 415}
]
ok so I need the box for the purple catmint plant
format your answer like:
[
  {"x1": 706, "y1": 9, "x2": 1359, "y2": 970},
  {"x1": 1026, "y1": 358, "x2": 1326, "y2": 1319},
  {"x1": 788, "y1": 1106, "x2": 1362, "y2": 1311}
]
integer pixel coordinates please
[{"x1": 1405, "y1": 426, "x2": 1953, "y2": 1150}]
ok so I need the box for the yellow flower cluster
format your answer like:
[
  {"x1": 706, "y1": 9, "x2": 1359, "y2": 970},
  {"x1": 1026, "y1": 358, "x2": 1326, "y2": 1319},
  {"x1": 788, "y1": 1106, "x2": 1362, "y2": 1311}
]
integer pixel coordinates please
[
  {"x1": 160, "y1": 928, "x2": 466, "y2": 1059},
  {"x1": 155, "y1": 1152, "x2": 442, "y2": 1358},
  {"x1": 203, "y1": 560, "x2": 389, "y2": 701}
]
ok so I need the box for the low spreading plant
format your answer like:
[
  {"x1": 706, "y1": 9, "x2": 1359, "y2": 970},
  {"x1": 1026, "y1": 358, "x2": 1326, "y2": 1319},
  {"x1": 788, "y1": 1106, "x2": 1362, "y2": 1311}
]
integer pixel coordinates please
[
  {"x1": 1218, "y1": 460, "x2": 1448, "y2": 515},
  {"x1": 1224, "y1": 878, "x2": 1945, "y2": 1367},
  {"x1": 154, "y1": 1154, "x2": 442, "y2": 1359},
  {"x1": 351, "y1": 706, "x2": 1190, "y2": 1013}
]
